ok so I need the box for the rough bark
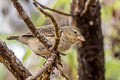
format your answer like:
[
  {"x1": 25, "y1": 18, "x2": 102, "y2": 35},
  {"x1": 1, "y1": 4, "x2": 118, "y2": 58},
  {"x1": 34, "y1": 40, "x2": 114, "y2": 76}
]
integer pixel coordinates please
[
  {"x1": 0, "y1": 40, "x2": 32, "y2": 80},
  {"x1": 71, "y1": 0, "x2": 105, "y2": 80}
]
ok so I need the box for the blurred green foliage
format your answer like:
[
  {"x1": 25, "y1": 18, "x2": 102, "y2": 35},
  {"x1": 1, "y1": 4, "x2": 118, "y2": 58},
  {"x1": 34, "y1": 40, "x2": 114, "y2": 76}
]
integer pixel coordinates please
[
  {"x1": 105, "y1": 54, "x2": 120, "y2": 80},
  {"x1": 102, "y1": 0, "x2": 120, "y2": 80}
]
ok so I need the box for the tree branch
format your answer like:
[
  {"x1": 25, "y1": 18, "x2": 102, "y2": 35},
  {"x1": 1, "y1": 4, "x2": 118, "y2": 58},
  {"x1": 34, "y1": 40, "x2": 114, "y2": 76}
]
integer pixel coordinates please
[
  {"x1": 9, "y1": 0, "x2": 66, "y2": 80},
  {"x1": 33, "y1": 0, "x2": 72, "y2": 17},
  {"x1": 33, "y1": 1, "x2": 61, "y2": 51},
  {"x1": 26, "y1": 2, "x2": 64, "y2": 79},
  {"x1": 0, "y1": 39, "x2": 32, "y2": 80},
  {"x1": 29, "y1": 53, "x2": 57, "y2": 79},
  {"x1": 10, "y1": 0, "x2": 52, "y2": 51}
]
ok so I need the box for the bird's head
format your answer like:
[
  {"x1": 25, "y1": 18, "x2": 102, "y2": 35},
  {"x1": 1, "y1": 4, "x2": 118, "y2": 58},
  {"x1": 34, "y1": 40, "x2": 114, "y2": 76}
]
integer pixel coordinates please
[{"x1": 62, "y1": 26, "x2": 85, "y2": 44}]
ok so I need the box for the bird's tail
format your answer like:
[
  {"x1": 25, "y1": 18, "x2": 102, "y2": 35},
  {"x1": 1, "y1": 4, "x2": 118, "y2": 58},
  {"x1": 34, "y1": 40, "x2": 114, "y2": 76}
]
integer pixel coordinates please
[{"x1": 7, "y1": 36, "x2": 19, "y2": 40}]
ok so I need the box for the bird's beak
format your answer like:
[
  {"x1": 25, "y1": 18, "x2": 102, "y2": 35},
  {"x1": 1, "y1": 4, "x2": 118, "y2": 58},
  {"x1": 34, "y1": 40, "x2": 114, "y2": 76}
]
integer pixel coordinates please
[{"x1": 77, "y1": 36, "x2": 85, "y2": 41}]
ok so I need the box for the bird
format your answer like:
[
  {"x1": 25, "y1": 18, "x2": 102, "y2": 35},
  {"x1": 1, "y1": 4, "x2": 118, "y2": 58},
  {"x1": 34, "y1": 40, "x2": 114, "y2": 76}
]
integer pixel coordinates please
[{"x1": 7, "y1": 25, "x2": 85, "y2": 57}]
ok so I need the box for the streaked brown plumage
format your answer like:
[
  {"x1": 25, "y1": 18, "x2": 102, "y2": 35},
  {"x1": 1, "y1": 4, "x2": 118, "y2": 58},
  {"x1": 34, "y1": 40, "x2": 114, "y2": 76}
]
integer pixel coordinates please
[{"x1": 7, "y1": 25, "x2": 85, "y2": 56}]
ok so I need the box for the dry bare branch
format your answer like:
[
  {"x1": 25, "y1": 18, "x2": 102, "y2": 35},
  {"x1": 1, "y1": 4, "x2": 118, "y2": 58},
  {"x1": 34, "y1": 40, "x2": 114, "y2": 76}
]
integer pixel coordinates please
[
  {"x1": 0, "y1": 39, "x2": 32, "y2": 80},
  {"x1": 10, "y1": 0, "x2": 52, "y2": 51},
  {"x1": 27, "y1": 53, "x2": 57, "y2": 80},
  {"x1": 33, "y1": 0, "x2": 72, "y2": 17},
  {"x1": 9, "y1": 0, "x2": 67, "y2": 80},
  {"x1": 33, "y1": 1, "x2": 61, "y2": 51}
]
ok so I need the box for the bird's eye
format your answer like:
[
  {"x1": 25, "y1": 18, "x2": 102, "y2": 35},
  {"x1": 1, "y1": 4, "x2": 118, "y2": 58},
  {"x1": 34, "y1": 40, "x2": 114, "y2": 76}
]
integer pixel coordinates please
[{"x1": 74, "y1": 31, "x2": 77, "y2": 35}]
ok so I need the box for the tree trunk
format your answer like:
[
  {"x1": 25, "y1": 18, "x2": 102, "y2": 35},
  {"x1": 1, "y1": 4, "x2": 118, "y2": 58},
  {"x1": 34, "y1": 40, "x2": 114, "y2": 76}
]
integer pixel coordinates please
[{"x1": 71, "y1": 0, "x2": 105, "y2": 80}]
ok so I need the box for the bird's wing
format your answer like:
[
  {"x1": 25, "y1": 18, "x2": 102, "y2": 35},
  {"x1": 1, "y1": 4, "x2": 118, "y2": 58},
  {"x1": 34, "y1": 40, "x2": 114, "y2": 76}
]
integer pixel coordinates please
[{"x1": 22, "y1": 25, "x2": 55, "y2": 37}]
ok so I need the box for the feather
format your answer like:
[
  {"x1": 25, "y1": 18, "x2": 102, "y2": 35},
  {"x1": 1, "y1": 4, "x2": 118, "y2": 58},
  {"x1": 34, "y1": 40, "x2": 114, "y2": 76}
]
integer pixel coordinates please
[
  {"x1": 7, "y1": 36, "x2": 19, "y2": 40},
  {"x1": 22, "y1": 25, "x2": 55, "y2": 37}
]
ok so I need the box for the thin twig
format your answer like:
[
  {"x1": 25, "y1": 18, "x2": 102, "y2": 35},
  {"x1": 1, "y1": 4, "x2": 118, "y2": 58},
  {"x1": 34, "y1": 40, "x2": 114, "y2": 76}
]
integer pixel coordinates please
[
  {"x1": 10, "y1": 0, "x2": 52, "y2": 51},
  {"x1": 0, "y1": 40, "x2": 32, "y2": 80},
  {"x1": 33, "y1": 0, "x2": 72, "y2": 17},
  {"x1": 33, "y1": 1, "x2": 61, "y2": 51}
]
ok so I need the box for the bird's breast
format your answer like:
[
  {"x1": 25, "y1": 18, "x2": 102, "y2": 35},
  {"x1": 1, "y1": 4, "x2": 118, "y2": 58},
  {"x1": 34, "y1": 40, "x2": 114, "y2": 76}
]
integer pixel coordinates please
[
  {"x1": 27, "y1": 36, "x2": 72, "y2": 55},
  {"x1": 58, "y1": 37, "x2": 72, "y2": 52}
]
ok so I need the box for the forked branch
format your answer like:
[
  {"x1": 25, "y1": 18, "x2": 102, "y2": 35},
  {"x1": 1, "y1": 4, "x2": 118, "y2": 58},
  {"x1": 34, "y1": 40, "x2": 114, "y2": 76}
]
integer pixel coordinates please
[{"x1": 27, "y1": 53, "x2": 57, "y2": 80}]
